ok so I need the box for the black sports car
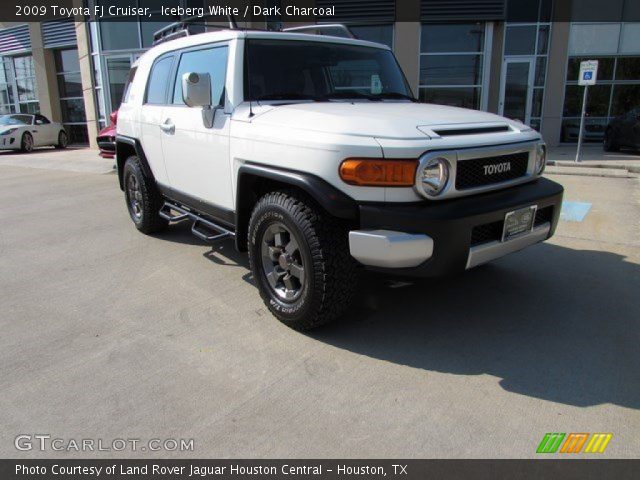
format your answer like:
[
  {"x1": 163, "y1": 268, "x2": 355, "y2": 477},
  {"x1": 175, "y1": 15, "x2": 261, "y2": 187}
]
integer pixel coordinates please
[{"x1": 604, "y1": 107, "x2": 640, "y2": 152}]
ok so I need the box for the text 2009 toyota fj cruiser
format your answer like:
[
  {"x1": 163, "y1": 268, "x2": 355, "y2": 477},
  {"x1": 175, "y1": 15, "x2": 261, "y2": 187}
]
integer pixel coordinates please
[{"x1": 116, "y1": 23, "x2": 564, "y2": 330}]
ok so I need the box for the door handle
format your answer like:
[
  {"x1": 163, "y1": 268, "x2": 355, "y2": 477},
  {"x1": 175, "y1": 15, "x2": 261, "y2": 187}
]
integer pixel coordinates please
[{"x1": 159, "y1": 120, "x2": 175, "y2": 134}]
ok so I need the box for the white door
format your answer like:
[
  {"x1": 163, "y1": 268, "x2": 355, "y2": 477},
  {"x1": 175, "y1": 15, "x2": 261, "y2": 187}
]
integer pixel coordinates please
[
  {"x1": 160, "y1": 45, "x2": 232, "y2": 210},
  {"x1": 139, "y1": 55, "x2": 175, "y2": 187},
  {"x1": 499, "y1": 59, "x2": 535, "y2": 125}
]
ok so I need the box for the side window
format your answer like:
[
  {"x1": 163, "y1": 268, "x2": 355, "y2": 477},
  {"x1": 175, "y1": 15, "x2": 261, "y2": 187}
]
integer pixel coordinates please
[
  {"x1": 122, "y1": 66, "x2": 137, "y2": 104},
  {"x1": 172, "y1": 46, "x2": 228, "y2": 106},
  {"x1": 35, "y1": 115, "x2": 50, "y2": 124},
  {"x1": 145, "y1": 57, "x2": 173, "y2": 105}
]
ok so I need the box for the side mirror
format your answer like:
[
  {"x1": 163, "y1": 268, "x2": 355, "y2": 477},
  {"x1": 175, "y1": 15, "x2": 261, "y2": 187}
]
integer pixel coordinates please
[
  {"x1": 182, "y1": 72, "x2": 211, "y2": 107},
  {"x1": 182, "y1": 72, "x2": 218, "y2": 128}
]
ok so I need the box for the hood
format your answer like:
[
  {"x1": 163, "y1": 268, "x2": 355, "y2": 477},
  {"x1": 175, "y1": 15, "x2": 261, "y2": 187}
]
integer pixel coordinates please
[{"x1": 250, "y1": 102, "x2": 524, "y2": 139}]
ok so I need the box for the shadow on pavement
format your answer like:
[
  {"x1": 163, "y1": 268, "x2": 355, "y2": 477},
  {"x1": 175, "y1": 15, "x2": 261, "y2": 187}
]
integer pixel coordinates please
[
  {"x1": 310, "y1": 243, "x2": 639, "y2": 409},
  {"x1": 156, "y1": 222, "x2": 639, "y2": 409}
]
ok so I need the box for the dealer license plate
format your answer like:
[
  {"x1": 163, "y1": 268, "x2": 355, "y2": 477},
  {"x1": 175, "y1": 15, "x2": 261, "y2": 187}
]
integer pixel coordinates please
[{"x1": 502, "y1": 205, "x2": 537, "y2": 242}]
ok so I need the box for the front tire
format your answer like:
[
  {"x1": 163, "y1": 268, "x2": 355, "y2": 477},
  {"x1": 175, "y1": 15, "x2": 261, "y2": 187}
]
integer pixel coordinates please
[
  {"x1": 55, "y1": 130, "x2": 68, "y2": 149},
  {"x1": 20, "y1": 132, "x2": 33, "y2": 153},
  {"x1": 248, "y1": 191, "x2": 358, "y2": 331},
  {"x1": 123, "y1": 156, "x2": 167, "y2": 234}
]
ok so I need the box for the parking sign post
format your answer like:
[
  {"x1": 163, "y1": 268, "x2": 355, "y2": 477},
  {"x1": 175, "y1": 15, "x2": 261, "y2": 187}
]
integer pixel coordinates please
[{"x1": 576, "y1": 60, "x2": 598, "y2": 162}]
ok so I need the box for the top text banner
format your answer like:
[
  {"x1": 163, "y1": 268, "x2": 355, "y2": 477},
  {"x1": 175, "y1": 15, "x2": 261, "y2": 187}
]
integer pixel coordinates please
[{"x1": 4, "y1": 0, "x2": 640, "y2": 23}]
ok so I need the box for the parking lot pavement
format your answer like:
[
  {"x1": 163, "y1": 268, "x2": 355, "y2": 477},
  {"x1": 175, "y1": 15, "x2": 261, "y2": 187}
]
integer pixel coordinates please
[
  {"x1": 0, "y1": 147, "x2": 113, "y2": 174},
  {"x1": 0, "y1": 163, "x2": 638, "y2": 459}
]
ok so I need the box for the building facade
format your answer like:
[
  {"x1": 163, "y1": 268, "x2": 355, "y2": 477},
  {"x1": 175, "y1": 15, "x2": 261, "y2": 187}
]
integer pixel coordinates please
[{"x1": 0, "y1": 0, "x2": 639, "y2": 148}]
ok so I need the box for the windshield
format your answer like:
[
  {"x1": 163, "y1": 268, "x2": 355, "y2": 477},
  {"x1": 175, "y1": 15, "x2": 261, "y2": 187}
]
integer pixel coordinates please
[
  {"x1": 244, "y1": 40, "x2": 413, "y2": 102},
  {"x1": 0, "y1": 114, "x2": 32, "y2": 126}
]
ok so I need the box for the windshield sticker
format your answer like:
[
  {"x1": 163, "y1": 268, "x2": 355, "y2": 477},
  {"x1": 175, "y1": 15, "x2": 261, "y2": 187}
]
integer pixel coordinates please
[{"x1": 371, "y1": 75, "x2": 382, "y2": 94}]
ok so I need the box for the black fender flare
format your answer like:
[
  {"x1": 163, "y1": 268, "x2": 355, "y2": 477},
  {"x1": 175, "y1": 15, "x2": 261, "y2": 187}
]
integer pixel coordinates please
[
  {"x1": 115, "y1": 135, "x2": 155, "y2": 190},
  {"x1": 235, "y1": 162, "x2": 358, "y2": 251}
]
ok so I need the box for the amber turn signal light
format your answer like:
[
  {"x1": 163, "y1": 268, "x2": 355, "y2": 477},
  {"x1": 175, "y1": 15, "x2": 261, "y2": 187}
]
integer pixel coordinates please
[{"x1": 339, "y1": 158, "x2": 418, "y2": 187}]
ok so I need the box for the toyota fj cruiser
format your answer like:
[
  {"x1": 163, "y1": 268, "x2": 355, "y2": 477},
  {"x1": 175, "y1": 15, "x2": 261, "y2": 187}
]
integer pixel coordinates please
[{"x1": 116, "y1": 23, "x2": 563, "y2": 330}]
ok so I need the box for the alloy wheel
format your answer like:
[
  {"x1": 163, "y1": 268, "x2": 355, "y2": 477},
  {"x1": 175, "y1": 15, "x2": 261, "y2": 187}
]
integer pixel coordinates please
[
  {"x1": 260, "y1": 222, "x2": 306, "y2": 302},
  {"x1": 126, "y1": 174, "x2": 143, "y2": 219}
]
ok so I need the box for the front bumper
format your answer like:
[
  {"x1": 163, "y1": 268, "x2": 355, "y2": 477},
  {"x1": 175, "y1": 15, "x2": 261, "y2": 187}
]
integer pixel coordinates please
[
  {"x1": 349, "y1": 177, "x2": 564, "y2": 276},
  {"x1": 0, "y1": 135, "x2": 18, "y2": 149}
]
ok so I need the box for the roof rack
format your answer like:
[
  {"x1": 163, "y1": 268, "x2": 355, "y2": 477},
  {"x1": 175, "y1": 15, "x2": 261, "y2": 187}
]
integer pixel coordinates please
[
  {"x1": 282, "y1": 24, "x2": 356, "y2": 39},
  {"x1": 152, "y1": 15, "x2": 358, "y2": 47},
  {"x1": 152, "y1": 14, "x2": 238, "y2": 46}
]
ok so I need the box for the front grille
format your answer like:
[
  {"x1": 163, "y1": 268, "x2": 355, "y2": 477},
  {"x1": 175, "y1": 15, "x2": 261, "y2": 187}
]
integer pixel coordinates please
[
  {"x1": 456, "y1": 152, "x2": 529, "y2": 190},
  {"x1": 534, "y1": 206, "x2": 553, "y2": 226},
  {"x1": 470, "y1": 220, "x2": 503, "y2": 246}
]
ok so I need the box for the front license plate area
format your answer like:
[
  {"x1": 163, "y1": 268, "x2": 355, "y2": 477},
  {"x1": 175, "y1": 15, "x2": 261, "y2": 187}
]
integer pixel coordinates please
[{"x1": 502, "y1": 205, "x2": 537, "y2": 242}]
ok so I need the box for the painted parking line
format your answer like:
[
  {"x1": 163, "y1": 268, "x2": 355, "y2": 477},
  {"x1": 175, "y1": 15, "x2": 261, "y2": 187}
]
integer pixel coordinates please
[{"x1": 560, "y1": 201, "x2": 592, "y2": 222}]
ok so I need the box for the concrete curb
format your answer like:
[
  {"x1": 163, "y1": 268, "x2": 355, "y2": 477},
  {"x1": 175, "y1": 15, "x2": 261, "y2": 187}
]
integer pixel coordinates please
[
  {"x1": 548, "y1": 160, "x2": 640, "y2": 174},
  {"x1": 545, "y1": 165, "x2": 634, "y2": 178}
]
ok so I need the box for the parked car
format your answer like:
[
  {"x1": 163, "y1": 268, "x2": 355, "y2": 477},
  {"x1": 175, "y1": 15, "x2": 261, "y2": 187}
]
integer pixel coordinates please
[
  {"x1": 604, "y1": 107, "x2": 640, "y2": 152},
  {"x1": 0, "y1": 113, "x2": 68, "y2": 152},
  {"x1": 97, "y1": 111, "x2": 118, "y2": 158},
  {"x1": 115, "y1": 23, "x2": 563, "y2": 331},
  {"x1": 562, "y1": 118, "x2": 606, "y2": 143}
]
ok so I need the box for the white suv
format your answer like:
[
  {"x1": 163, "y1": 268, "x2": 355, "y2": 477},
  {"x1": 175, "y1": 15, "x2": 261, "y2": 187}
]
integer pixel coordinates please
[{"x1": 116, "y1": 26, "x2": 563, "y2": 330}]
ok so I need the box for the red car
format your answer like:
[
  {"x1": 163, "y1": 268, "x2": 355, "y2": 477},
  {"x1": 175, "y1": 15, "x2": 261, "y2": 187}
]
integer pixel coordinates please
[{"x1": 97, "y1": 111, "x2": 117, "y2": 158}]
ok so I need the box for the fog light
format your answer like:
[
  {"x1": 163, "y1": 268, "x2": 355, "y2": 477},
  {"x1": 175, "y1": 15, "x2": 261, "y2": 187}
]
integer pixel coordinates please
[
  {"x1": 418, "y1": 157, "x2": 449, "y2": 197},
  {"x1": 536, "y1": 143, "x2": 547, "y2": 175}
]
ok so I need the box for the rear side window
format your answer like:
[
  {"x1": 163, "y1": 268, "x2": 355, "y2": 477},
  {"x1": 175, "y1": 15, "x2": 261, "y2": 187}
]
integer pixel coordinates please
[
  {"x1": 145, "y1": 57, "x2": 173, "y2": 104},
  {"x1": 172, "y1": 46, "x2": 228, "y2": 106},
  {"x1": 122, "y1": 66, "x2": 137, "y2": 104}
]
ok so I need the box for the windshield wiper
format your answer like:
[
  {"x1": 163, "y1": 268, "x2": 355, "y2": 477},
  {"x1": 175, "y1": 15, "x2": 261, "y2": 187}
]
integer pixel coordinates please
[
  {"x1": 321, "y1": 91, "x2": 377, "y2": 101},
  {"x1": 373, "y1": 92, "x2": 417, "y2": 102},
  {"x1": 321, "y1": 91, "x2": 417, "y2": 102},
  {"x1": 255, "y1": 93, "x2": 320, "y2": 102}
]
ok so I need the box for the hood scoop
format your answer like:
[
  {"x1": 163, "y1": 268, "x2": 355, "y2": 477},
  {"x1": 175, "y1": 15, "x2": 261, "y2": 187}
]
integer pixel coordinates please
[{"x1": 418, "y1": 122, "x2": 513, "y2": 138}]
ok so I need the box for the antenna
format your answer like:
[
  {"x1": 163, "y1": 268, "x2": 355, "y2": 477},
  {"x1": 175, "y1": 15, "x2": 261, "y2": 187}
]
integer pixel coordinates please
[
  {"x1": 245, "y1": 41, "x2": 254, "y2": 118},
  {"x1": 228, "y1": 14, "x2": 238, "y2": 29}
]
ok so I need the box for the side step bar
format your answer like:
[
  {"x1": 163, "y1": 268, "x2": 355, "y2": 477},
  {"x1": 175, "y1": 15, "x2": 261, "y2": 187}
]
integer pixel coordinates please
[{"x1": 159, "y1": 201, "x2": 235, "y2": 242}]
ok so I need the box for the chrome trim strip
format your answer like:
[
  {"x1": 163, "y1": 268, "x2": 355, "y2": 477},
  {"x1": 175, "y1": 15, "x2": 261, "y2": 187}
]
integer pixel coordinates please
[
  {"x1": 349, "y1": 230, "x2": 434, "y2": 268},
  {"x1": 466, "y1": 222, "x2": 551, "y2": 269},
  {"x1": 414, "y1": 140, "x2": 542, "y2": 201}
]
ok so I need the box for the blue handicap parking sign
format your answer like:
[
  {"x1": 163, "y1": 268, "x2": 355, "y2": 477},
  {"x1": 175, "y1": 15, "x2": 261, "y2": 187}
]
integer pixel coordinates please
[{"x1": 584, "y1": 71, "x2": 593, "y2": 80}]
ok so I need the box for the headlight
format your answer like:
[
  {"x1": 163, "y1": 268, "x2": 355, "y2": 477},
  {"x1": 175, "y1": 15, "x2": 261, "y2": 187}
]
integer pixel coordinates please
[
  {"x1": 416, "y1": 157, "x2": 450, "y2": 197},
  {"x1": 535, "y1": 143, "x2": 547, "y2": 175},
  {"x1": 0, "y1": 128, "x2": 17, "y2": 135}
]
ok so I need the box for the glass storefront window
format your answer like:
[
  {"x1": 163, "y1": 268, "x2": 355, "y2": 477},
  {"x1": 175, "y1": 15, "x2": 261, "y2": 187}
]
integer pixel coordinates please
[
  {"x1": 505, "y1": 25, "x2": 537, "y2": 55},
  {"x1": 615, "y1": 57, "x2": 640, "y2": 80},
  {"x1": 420, "y1": 55, "x2": 483, "y2": 86},
  {"x1": 349, "y1": 25, "x2": 394, "y2": 48},
  {"x1": 55, "y1": 48, "x2": 88, "y2": 145},
  {"x1": 611, "y1": 84, "x2": 640, "y2": 115},
  {"x1": 419, "y1": 87, "x2": 481, "y2": 110},
  {"x1": 566, "y1": 57, "x2": 614, "y2": 80},
  {"x1": 420, "y1": 23, "x2": 484, "y2": 53},
  {"x1": 419, "y1": 23, "x2": 487, "y2": 110},
  {"x1": 100, "y1": 21, "x2": 140, "y2": 51},
  {"x1": 106, "y1": 57, "x2": 132, "y2": 113},
  {"x1": 563, "y1": 49, "x2": 640, "y2": 141},
  {"x1": 0, "y1": 55, "x2": 38, "y2": 115}
]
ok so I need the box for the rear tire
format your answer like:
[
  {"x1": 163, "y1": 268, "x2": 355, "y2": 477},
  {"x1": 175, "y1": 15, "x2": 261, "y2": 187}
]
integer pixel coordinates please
[
  {"x1": 123, "y1": 156, "x2": 167, "y2": 234},
  {"x1": 248, "y1": 191, "x2": 358, "y2": 331},
  {"x1": 603, "y1": 128, "x2": 619, "y2": 152},
  {"x1": 55, "y1": 130, "x2": 68, "y2": 149},
  {"x1": 20, "y1": 132, "x2": 33, "y2": 153}
]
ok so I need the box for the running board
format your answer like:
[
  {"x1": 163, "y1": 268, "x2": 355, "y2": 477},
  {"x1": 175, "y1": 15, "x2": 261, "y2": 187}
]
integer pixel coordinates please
[{"x1": 159, "y1": 202, "x2": 235, "y2": 242}]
